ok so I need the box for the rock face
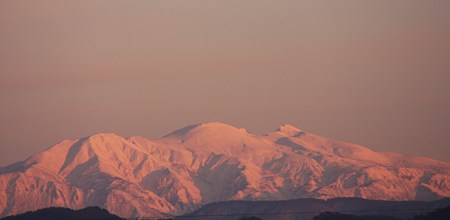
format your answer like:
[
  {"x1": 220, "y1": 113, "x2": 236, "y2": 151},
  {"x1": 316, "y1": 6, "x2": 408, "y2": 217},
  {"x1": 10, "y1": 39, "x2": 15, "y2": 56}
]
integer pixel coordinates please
[{"x1": 0, "y1": 122, "x2": 449, "y2": 218}]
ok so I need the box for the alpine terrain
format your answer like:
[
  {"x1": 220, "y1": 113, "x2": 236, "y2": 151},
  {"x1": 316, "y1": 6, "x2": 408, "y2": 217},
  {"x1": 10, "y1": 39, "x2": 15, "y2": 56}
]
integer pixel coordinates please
[{"x1": 0, "y1": 122, "x2": 449, "y2": 218}]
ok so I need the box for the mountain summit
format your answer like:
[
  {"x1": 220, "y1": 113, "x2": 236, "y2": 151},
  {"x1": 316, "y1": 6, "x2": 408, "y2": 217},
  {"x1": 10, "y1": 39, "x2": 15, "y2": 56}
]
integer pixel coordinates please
[
  {"x1": 275, "y1": 123, "x2": 302, "y2": 136},
  {"x1": 1, "y1": 122, "x2": 449, "y2": 218}
]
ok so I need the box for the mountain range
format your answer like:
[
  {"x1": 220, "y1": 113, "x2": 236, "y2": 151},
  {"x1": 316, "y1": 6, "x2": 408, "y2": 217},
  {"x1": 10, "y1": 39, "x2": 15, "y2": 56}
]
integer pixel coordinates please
[{"x1": 1, "y1": 122, "x2": 449, "y2": 218}]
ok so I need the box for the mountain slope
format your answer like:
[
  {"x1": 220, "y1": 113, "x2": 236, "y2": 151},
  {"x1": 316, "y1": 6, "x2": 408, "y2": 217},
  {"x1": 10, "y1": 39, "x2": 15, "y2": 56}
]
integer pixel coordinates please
[{"x1": 1, "y1": 122, "x2": 449, "y2": 218}]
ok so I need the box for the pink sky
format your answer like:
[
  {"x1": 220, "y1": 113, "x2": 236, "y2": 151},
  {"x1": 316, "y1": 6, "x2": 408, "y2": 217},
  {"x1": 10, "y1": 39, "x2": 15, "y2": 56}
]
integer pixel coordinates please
[{"x1": 1, "y1": 0, "x2": 450, "y2": 165}]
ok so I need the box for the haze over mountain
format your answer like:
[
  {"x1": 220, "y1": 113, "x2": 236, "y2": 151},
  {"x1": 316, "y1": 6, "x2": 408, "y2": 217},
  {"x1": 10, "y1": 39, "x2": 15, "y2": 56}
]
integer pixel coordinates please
[
  {"x1": 1, "y1": 122, "x2": 449, "y2": 218},
  {"x1": 180, "y1": 198, "x2": 450, "y2": 220}
]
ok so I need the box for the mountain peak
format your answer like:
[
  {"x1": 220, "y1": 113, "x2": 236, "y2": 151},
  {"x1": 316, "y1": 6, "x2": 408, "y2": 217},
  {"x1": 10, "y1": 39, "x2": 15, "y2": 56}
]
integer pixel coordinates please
[
  {"x1": 87, "y1": 133, "x2": 122, "y2": 139},
  {"x1": 165, "y1": 122, "x2": 247, "y2": 138},
  {"x1": 82, "y1": 133, "x2": 130, "y2": 144},
  {"x1": 276, "y1": 124, "x2": 302, "y2": 136}
]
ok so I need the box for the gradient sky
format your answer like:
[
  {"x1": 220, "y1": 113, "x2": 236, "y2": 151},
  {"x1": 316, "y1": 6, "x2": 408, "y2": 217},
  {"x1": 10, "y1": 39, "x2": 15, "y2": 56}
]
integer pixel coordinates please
[{"x1": 1, "y1": 0, "x2": 449, "y2": 166}]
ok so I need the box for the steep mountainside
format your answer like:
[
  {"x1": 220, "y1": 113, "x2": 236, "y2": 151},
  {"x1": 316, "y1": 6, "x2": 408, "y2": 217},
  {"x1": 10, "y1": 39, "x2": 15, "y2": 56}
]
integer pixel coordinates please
[{"x1": 1, "y1": 122, "x2": 449, "y2": 218}]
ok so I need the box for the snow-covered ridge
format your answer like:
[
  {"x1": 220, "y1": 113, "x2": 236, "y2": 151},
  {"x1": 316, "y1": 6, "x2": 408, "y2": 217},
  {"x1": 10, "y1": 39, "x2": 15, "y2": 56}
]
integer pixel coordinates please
[{"x1": 1, "y1": 122, "x2": 449, "y2": 218}]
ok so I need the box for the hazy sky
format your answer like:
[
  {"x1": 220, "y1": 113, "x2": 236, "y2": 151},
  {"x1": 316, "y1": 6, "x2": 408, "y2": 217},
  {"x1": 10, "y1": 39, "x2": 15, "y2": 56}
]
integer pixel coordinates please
[{"x1": 1, "y1": 0, "x2": 449, "y2": 165}]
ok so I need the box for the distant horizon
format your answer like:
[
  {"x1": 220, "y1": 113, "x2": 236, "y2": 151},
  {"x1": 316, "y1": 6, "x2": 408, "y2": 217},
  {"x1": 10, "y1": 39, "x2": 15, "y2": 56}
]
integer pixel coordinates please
[{"x1": 1, "y1": 0, "x2": 450, "y2": 165}]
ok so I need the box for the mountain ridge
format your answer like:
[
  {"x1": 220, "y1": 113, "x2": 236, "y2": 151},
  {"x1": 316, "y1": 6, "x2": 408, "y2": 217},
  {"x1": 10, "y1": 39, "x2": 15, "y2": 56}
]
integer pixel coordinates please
[
  {"x1": 2, "y1": 206, "x2": 123, "y2": 220},
  {"x1": 1, "y1": 122, "x2": 449, "y2": 218}
]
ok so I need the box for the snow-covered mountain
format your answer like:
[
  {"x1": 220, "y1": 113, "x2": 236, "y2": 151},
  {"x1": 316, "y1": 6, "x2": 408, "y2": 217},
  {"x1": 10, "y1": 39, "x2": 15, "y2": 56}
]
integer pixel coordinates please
[{"x1": 1, "y1": 122, "x2": 449, "y2": 218}]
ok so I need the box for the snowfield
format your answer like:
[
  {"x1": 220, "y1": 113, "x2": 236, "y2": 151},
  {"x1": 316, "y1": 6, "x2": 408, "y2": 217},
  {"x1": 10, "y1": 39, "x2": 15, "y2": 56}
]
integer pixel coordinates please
[{"x1": 1, "y1": 122, "x2": 449, "y2": 218}]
